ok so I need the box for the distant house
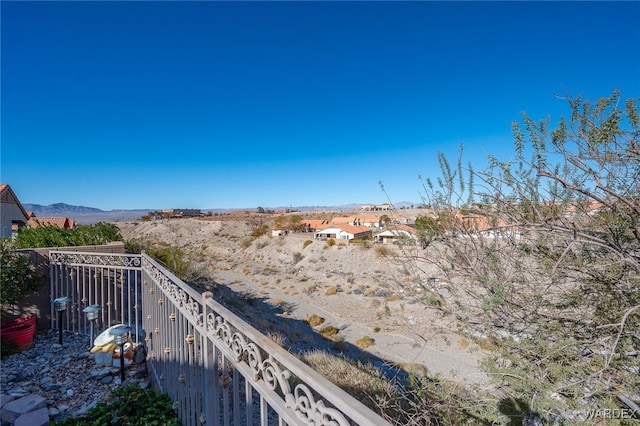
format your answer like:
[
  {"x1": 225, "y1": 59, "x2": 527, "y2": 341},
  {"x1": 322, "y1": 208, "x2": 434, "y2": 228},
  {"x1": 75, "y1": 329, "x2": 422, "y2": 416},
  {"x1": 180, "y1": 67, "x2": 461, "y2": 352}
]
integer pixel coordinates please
[
  {"x1": 300, "y1": 219, "x2": 332, "y2": 233},
  {"x1": 314, "y1": 224, "x2": 373, "y2": 241},
  {"x1": 373, "y1": 224, "x2": 418, "y2": 245},
  {"x1": 27, "y1": 215, "x2": 76, "y2": 230},
  {"x1": 163, "y1": 208, "x2": 202, "y2": 218},
  {"x1": 331, "y1": 215, "x2": 382, "y2": 228},
  {"x1": 0, "y1": 184, "x2": 29, "y2": 238},
  {"x1": 361, "y1": 203, "x2": 392, "y2": 211}
]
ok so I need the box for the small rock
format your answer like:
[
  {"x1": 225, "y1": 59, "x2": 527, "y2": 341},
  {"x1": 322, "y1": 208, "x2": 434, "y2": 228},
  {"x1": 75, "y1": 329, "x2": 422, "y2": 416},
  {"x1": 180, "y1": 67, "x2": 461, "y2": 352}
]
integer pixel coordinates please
[
  {"x1": 44, "y1": 383, "x2": 61, "y2": 391},
  {"x1": 100, "y1": 375, "x2": 113, "y2": 385}
]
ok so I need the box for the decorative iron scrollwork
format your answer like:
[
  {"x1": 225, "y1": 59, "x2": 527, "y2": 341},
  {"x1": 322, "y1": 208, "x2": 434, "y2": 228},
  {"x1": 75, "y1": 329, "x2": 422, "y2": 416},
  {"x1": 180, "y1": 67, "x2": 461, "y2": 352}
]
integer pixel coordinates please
[
  {"x1": 293, "y1": 384, "x2": 350, "y2": 426},
  {"x1": 49, "y1": 252, "x2": 142, "y2": 268}
]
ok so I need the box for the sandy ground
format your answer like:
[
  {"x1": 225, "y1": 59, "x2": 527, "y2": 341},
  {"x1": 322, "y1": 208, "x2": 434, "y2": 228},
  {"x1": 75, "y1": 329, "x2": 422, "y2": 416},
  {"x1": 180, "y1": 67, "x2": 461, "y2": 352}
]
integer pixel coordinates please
[{"x1": 116, "y1": 217, "x2": 490, "y2": 387}]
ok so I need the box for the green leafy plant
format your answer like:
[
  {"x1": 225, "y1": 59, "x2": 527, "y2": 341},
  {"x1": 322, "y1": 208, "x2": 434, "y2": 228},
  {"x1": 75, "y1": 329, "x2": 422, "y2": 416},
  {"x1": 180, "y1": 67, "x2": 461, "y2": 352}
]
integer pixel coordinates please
[
  {"x1": 14, "y1": 222, "x2": 122, "y2": 248},
  {"x1": 0, "y1": 239, "x2": 41, "y2": 307},
  {"x1": 52, "y1": 384, "x2": 180, "y2": 425}
]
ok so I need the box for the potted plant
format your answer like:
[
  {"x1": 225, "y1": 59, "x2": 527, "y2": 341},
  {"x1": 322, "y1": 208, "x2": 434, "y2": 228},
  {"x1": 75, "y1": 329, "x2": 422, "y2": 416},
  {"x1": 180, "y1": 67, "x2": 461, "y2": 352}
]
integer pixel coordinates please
[{"x1": 1, "y1": 239, "x2": 40, "y2": 354}]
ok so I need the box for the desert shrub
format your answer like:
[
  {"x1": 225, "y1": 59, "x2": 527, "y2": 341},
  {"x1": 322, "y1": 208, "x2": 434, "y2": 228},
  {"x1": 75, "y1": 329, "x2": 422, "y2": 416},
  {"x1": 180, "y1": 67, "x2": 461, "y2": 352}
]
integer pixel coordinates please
[
  {"x1": 292, "y1": 252, "x2": 303, "y2": 264},
  {"x1": 0, "y1": 239, "x2": 41, "y2": 307},
  {"x1": 305, "y1": 314, "x2": 325, "y2": 327},
  {"x1": 319, "y1": 325, "x2": 339, "y2": 339},
  {"x1": 15, "y1": 222, "x2": 122, "y2": 249},
  {"x1": 251, "y1": 224, "x2": 270, "y2": 238},
  {"x1": 374, "y1": 245, "x2": 391, "y2": 257},
  {"x1": 325, "y1": 286, "x2": 338, "y2": 296},
  {"x1": 325, "y1": 238, "x2": 336, "y2": 247},
  {"x1": 302, "y1": 240, "x2": 313, "y2": 249},
  {"x1": 303, "y1": 284, "x2": 317, "y2": 294},
  {"x1": 355, "y1": 336, "x2": 375, "y2": 349},
  {"x1": 395, "y1": 90, "x2": 640, "y2": 423}
]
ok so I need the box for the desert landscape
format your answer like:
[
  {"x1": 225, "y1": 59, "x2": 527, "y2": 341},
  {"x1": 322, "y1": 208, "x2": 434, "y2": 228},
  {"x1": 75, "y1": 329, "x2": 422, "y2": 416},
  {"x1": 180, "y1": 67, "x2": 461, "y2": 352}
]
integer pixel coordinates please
[{"x1": 115, "y1": 213, "x2": 490, "y2": 388}]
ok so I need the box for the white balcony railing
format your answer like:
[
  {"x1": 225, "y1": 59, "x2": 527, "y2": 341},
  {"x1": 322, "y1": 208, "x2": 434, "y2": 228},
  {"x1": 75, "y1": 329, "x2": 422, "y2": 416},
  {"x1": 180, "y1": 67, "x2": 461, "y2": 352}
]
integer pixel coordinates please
[{"x1": 49, "y1": 251, "x2": 391, "y2": 426}]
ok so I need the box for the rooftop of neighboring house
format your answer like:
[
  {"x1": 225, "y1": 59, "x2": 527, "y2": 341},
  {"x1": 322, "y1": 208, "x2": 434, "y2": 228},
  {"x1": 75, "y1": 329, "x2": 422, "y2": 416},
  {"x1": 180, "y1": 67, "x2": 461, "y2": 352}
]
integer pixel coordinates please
[
  {"x1": 0, "y1": 183, "x2": 29, "y2": 220},
  {"x1": 330, "y1": 215, "x2": 381, "y2": 224},
  {"x1": 317, "y1": 223, "x2": 372, "y2": 235},
  {"x1": 28, "y1": 216, "x2": 76, "y2": 229}
]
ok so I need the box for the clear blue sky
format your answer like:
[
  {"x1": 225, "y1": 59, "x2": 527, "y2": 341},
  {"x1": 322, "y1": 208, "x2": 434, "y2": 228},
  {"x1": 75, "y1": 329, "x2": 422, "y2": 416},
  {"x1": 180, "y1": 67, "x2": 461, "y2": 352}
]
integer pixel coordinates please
[{"x1": 2, "y1": 1, "x2": 639, "y2": 210}]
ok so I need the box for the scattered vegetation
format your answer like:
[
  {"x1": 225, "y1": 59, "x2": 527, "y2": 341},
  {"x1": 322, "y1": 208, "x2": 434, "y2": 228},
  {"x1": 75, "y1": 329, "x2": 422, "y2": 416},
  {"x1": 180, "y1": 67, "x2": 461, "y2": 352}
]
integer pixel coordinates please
[{"x1": 302, "y1": 239, "x2": 313, "y2": 249}]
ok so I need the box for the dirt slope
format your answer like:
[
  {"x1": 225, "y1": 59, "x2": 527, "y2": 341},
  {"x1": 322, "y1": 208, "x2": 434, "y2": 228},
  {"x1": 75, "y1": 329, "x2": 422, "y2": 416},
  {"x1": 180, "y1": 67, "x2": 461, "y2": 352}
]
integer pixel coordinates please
[{"x1": 116, "y1": 218, "x2": 489, "y2": 386}]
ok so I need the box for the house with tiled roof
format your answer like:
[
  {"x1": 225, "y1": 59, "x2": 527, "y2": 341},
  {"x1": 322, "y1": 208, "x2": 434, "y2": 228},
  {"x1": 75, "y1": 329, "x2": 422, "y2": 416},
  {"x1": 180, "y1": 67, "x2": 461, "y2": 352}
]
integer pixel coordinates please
[
  {"x1": 27, "y1": 216, "x2": 76, "y2": 230},
  {"x1": 0, "y1": 184, "x2": 29, "y2": 238},
  {"x1": 314, "y1": 223, "x2": 373, "y2": 241},
  {"x1": 373, "y1": 224, "x2": 418, "y2": 245},
  {"x1": 330, "y1": 215, "x2": 382, "y2": 228},
  {"x1": 300, "y1": 219, "x2": 332, "y2": 232}
]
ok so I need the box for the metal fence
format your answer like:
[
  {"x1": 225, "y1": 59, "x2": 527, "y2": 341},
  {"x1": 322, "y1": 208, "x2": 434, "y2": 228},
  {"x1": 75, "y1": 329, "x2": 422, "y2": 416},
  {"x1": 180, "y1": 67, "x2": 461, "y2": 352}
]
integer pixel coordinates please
[{"x1": 49, "y1": 251, "x2": 391, "y2": 426}]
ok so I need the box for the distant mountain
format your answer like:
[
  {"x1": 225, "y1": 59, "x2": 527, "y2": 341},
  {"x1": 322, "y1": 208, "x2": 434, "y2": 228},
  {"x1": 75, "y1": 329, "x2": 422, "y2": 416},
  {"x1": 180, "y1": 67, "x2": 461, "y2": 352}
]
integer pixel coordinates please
[
  {"x1": 23, "y1": 203, "x2": 151, "y2": 225},
  {"x1": 21, "y1": 201, "x2": 420, "y2": 225},
  {"x1": 23, "y1": 203, "x2": 104, "y2": 215}
]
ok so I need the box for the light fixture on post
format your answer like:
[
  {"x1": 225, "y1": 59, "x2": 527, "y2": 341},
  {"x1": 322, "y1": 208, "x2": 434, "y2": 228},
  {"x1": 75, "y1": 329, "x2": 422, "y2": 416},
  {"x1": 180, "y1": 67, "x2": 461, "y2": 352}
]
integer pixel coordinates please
[
  {"x1": 110, "y1": 325, "x2": 131, "y2": 383},
  {"x1": 53, "y1": 297, "x2": 72, "y2": 345},
  {"x1": 82, "y1": 305, "x2": 102, "y2": 349}
]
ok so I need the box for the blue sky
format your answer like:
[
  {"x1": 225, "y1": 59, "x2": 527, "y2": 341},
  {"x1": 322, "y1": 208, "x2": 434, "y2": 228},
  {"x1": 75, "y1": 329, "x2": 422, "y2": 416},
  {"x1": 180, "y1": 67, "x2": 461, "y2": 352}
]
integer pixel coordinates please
[{"x1": 2, "y1": 1, "x2": 639, "y2": 210}]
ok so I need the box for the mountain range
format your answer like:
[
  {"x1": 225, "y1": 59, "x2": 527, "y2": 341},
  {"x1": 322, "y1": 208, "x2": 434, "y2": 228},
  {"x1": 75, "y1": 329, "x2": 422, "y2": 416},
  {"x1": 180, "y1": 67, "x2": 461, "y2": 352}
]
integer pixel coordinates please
[{"x1": 23, "y1": 201, "x2": 418, "y2": 225}]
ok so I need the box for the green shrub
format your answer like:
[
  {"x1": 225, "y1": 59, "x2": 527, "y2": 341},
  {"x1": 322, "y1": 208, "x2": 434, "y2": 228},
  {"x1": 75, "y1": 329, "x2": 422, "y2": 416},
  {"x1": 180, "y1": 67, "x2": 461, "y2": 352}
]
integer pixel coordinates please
[
  {"x1": 14, "y1": 222, "x2": 122, "y2": 249},
  {"x1": 0, "y1": 239, "x2": 41, "y2": 306},
  {"x1": 52, "y1": 384, "x2": 180, "y2": 425}
]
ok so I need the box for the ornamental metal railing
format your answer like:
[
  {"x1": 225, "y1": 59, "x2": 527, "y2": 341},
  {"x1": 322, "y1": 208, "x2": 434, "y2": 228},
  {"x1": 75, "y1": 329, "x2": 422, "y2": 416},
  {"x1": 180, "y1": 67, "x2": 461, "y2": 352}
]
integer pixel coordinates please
[{"x1": 49, "y1": 251, "x2": 391, "y2": 426}]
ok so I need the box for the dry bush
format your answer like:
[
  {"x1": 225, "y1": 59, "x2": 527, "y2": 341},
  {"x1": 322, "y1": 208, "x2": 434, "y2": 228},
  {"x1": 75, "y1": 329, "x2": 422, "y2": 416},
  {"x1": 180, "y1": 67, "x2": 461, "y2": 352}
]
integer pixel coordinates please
[
  {"x1": 374, "y1": 245, "x2": 391, "y2": 257},
  {"x1": 325, "y1": 286, "x2": 338, "y2": 296},
  {"x1": 305, "y1": 314, "x2": 325, "y2": 327},
  {"x1": 302, "y1": 240, "x2": 313, "y2": 249},
  {"x1": 385, "y1": 293, "x2": 400, "y2": 301},
  {"x1": 292, "y1": 251, "x2": 304, "y2": 264},
  {"x1": 355, "y1": 336, "x2": 375, "y2": 349},
  {"x1": 318, "y1": 325, "x2": 339, "y2": 339},
  {"x1": 301, "y1": 350, "x2": 394, "y2": 411},
  {"x1": 303, "y1": 284, "x2": 317, "y2": 294},
  {"x1": 268, "y1": 331, "x2": 286, "y2": 347}
]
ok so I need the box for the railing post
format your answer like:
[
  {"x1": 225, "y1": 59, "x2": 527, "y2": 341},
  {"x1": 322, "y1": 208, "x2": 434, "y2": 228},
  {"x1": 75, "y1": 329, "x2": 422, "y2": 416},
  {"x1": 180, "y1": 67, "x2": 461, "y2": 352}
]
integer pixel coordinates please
[{"x1": 202, "y1": 291, "x2": 217, "y2": 426}]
